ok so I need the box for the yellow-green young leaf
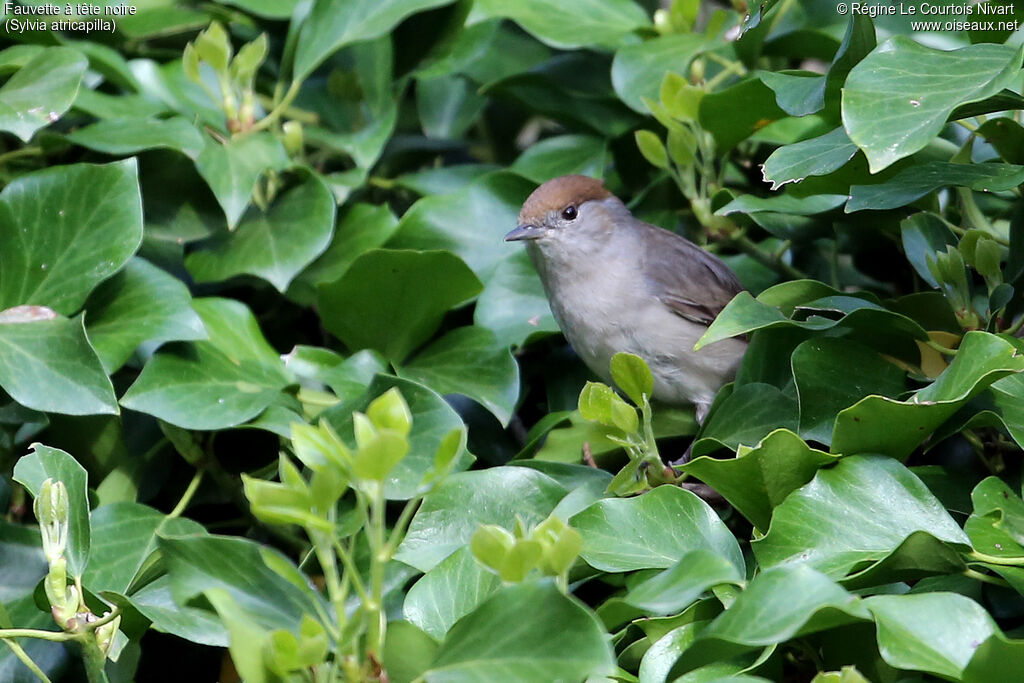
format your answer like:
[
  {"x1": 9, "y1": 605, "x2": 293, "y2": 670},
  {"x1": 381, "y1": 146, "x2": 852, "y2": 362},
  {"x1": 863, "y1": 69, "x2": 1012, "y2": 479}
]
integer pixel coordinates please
[
  {"x1": 230, "y1": 33, "x2": 268, "y2": 84},
  {"x1": 352, "y1": 412, "x2": 376, "y2": 450},
  {"x1": 974, "y1": 239, "x2": 1003, "y2": 281},
  {"x1": 282, "y1": 121, "x2": 303, "y2": 157},
  {"x1": 298, "y1": 615, "x2": 329, "y2": 668},
  {"x1": 668, "y1": 127, "x2": 697, "y2": 166},
  {"x1": 811, "y1": 666, "x2": 872, "y2": 683},
  {"x1": 433, "y1": 428, "x2": 465, "y2": 475},
  {"x1": 499, "y1": 539, "x2": 544, "y2": 582},
  {"x1": 661, "y1": 74, "x2": 703, "y2": 123},
  {"x1": 579, "y1": 382, "x2": 639, "y2": 433},
  {"x1": 292, "y1": 422, "x2": 351, "y2": 473},
  {"x1": 471, "y1": 524, "x2": 515, "y2": 570},
  {"x1": 671, "y1": 0, "x2": 699, "y2": 32},
  {"x1": 278, "y1": 455, "x2": 306, "y2": 490},
  {"x1": 266, "y1": 630, "x2": 302, "y2": 676},
  {"x1": 538, "y1": 524, "x2": 583, "y2": 576},
  {"x1": 635, "y1": 130, "x2": 668, "y2": 169},
  {"x1": 206, "y1": 590, "x2": 271, "y2": 683},
  {"x1": 194, "y1": 22, "x2": 232, "y2": 72},
  {"x1": 241, "y1": 475, "x2": 330, "y2": 531},
  {"x1": 610, "y1": 352, "x2": 655, "y2": 405},
  {"x1": 352, "y1": 430, "x2": 409, "y2": 482},
  {"x1": 183, "y1": 43, "x2": 201, "y2": 82},
  {"x1": 367, "y1": 387, "x2": 412, "y2": 437},
  {"x1": 309, "y1": 465, "x2": 348, "y2": 512}
]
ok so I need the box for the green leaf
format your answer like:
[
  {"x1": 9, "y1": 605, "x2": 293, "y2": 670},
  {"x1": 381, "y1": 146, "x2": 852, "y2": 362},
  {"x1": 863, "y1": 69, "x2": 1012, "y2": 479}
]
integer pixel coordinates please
[
  {"x1": 121, "y1": 298, "x2": 291, "y2": 430},
  {"x1": 220, "y1": 0, "x2": 301, "y2": 19},
  {"x1": 0, "y1": 314, "x2": 118, "y2": 415},
  {"x1": 287, "y1": 203, "x2": 399, "y2": 305},
  {"x1": 635, "y1": 130, "x2": 669, "y2": 169},
  {"x1": 699, "y1": 77, "x2": 786, "y2": 151},
  {"x1": 128, "y1": 575, "x2": 228, "y2": 647},
  {"x1": 317, "y1": 249, "x2": 481, "y2": 364},
  {"x1": 670, "y1": 566, "x2": 870, "y2": 676},
  {"x1": 395, "y1": 466, "x2": 568, "y2": 572},
  {"x1": 84, "y1": 258, "x2": 206, "y2": 373},
  {"x1": 791, "y1": 338, "x2": 906, "y2": 445},
  {"x1": 66, "y1": 117, "x2": 205, "y2": 159},
  {"x1": 866, "y1": 592, "x2": 996, "y2": 679},
  {"x1": 389, "y1": 172, "x2": 534, "y2": 284},
  {"x1": 0, "y1": 46, "x2": 87, "y2": 141},
  {"x1": 846, "y1": 161, "x2": 1024, "y2": 212},
  {"x1": 294, "y1": 0, "x2": 456, "y2": 79},
  {"x1": 760, "y1": 127, "x2": 859, "y2": 190},
  {"x1": 962, "y1": 632, "x2": 1024, "y2": 683},
  {"x1": 187, "y1": 171, "x2": 336, "y2": 292},
  {"x1": 85, "y1": 503, "x2": 203, "y2": 596},
  {"x1": 759, "y1": 70, "x2": 825, "y2": 117},
  {"x1": 399, "y1": 326, "x2": 520, "y2": 427},
  {"x1": 159, "y1": 533, "x2": 329, "y2": 635},
  {"x1": 832, "y1": 331, "x2": 1024, "y2": 459},
  {"x1": 473, "y1": 0, "x2": 649, "y2": 50},
  {"x1": 417, "y1": 74, "x2": 487, "y2": 140},
  {"x1": 13, "y1": 444, "x2": 91, "y2": 578},
  {"x1": 842, "y1": 38, "x2": 1023, "y2": 172},
  {"x1": 473, "y1": 249, "x2": 559, "y2": 348},
  {"x1": 977, "y1": 117, "x2": 1024, "y2": 164},
  {"x1": 404, "y1": 546, "x2": 503, "y2": 641},
  {"x1": 717, "y1": 193, "x2": 847, "y2": 217},
  {"x1": 754, "y1": 455, "x2": 970, "y2": 578},
  {"x1": 624, "y1": 549, "x2": 743, "y2": 616},
  {"x1": 578, "y1": 381, "x2": 638, "y2": 433},
  {"x1": 611, "y1": 33, "x2": 708, "y2": 113},
  {"x1": 194, "y1": 133, "x2": 290, "y2": 229},
  {"x1": 900, "y1": 212, "x2": 958, "y2": 288},
  {"x1": 965, "y1": 477, "x2": 1024, "y2": 557},
  {"x1": 610, "y1": 352, "x2": 654, "y2": 406},
  {"x1": 682, "y1": 429, "x2": 837, "y2": 532},
  {"x1": 693, "y1": 383, "x2": 798, "y2": 457},
  {"x1": 509, "y1": 134, "x2": 607, "y2": 184},
  {"x1": 321, "y1": 375, "x2": 472, "y2": 500},
  {"x1": 570, "y1": 485, "x2": 744, "y2": 573},
  {"x1": 384, "y1": 621, "x2": 439, "y2": 683},
  {"x1": 423, "y1": 581, "x2": 615, "y2": 682},
  {"x1": 0, "y1": 159, "x2": 143, "y2": 315}
]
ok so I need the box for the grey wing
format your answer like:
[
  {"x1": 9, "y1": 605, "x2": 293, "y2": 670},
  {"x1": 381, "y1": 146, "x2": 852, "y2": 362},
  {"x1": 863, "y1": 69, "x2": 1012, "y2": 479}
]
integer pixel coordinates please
[{"x1": 638, "y1": 223, "x2": 744, "y2": 327}]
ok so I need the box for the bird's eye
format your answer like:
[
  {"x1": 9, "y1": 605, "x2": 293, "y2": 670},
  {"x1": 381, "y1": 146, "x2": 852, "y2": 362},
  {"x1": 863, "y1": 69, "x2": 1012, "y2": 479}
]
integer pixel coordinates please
[{"x1": 561, "y1": 205, "x2": 577, "y2": 221}]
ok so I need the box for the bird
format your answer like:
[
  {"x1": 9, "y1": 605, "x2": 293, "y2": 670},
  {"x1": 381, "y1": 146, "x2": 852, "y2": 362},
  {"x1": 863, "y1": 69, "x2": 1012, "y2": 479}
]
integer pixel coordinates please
[{"x1": 505, "y1": 174, "x2": 747, "y2": 425}]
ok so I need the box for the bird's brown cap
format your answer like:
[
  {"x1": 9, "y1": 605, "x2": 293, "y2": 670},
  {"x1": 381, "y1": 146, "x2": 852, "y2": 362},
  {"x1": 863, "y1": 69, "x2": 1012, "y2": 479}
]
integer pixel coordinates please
[{"x1": 518, "y1": 175, "x2": 614, "y2": 224}]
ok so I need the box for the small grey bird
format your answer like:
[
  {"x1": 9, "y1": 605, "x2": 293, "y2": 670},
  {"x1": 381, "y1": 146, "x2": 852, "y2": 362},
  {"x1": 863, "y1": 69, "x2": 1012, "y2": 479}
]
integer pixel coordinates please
[{"x1": 505, "y1": 175, "x2": 746, "y2": 423}]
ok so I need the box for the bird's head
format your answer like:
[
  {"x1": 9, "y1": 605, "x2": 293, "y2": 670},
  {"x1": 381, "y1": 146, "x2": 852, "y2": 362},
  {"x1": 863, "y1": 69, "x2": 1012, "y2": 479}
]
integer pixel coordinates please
[{"x1": 505, "y1": 175, "x2": 625, "y2": 252}]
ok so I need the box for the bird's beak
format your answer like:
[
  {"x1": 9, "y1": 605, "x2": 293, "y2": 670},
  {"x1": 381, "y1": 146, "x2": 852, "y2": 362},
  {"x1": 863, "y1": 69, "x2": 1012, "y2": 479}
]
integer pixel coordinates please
[{"x1": 504, "y1": 224, "x2": 543, "y2": 242}]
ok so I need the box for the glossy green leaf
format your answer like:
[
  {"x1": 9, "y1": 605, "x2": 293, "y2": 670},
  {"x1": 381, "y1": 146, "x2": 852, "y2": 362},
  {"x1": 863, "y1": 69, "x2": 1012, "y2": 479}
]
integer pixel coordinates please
[
  {"x1": 395, "y1": 466, "x2": 568, "y2": 572},
  {"x1": 66, "y1": 117, "x2": 205, "y2": 159},
  {"x1": 0, "y1": 159, "x2": 143, "y2": 315},
  {"x1": 121, "y1": 298, "x2": 291, "y2": 430},
  {"x1": 384, "y1": 621, "x2": 439, "y2": 683},
  {"x1": 403, "y1": 547, "x2": 502, "y2": 641},
  {"x1": 509, "y1": 134, "x2": 607, "y2": 184},
  {"x1": 842, "y1": 38, "x2": 1023, "y2": 172},
  {"x1": 682, "y1": 429, "x2": 837, "y2": 532},
  {"x1": 962, "y1": 632, "x2": 1024, "y2": 683},
  {"x1": 417, "y1": 74, "x2": 487, "y2": 140},
  {"x1": 84, "y1": 257, "x2": 206, "y2": 373},
  {"x1": 760, "y1": 70, "x2": 824, "y2": 117},
  {"x1": 866, "y1": 592, "x2": 996, "y2": 679},
  {"x1": 187, "y1": 171, "x2": 335, "y2": 292},
  {"x1": 717, "y1": 193, "x2": 847, "y2": 217},
  {"x1": 847, "y1": 161, "x2": 1024, "y2": 212},
  {"x1": 294, "y1": 0, "x2": 455, "y2": 79},
  {"x1": 390, "y1": 172, "x2": 534, "y2": 284},
  {"x1": 624, "y1": 549, "x2": 742, "y2": 616},
  {"x1": 473, "y1": 249, "x2": 559, "y2": 348},
  {"x1": 159, "y1": 533, "x2": 329, "y2": 636},
  {"x1": 399, "y1": 326, "x2": 520, "y2": 427},
  {"x1": 13, "y1": 444, "x2": 91, "y2": 578},
  {"x1": 0, "y1": 314, "x2": 117, "y2": 415},
  {"x1": 85, "y1": 503, "x2": 204, "y2": 596},
  {"x1": 832, "y1": 331, "x2": 1024, "y2": 459},
  {"x1": 473, "y1": 0, "x2": 649, "y2": 50},
  {"x1": 318, "y1": 249, "x2": 481, "y2": 363},
  {"x1": 610, "y1": 352, "x2": 654, "y2": 406},
  {"x1": 423, "y1": 580, "x2": 615, "y2": 682},
  {"x1": 699, "y1": 78, "x2": 786, "y2": 151},
  {"x1": 194, "y1": 133, "x2": 290, "y2": 229},
  {"x1": 570, "y1": 485, "x2": 743, "y2": 573},
  {"x1": 670, "y1": 566, "x2": 870, "y2": 676},
  {"x1": 792, "y1": 338, "x2": 906, "y2": 444},
  {"x1": 754, "y1": 455, "x2": 970, "y2": 577},
  {"x1": 129, "y1": 576, "x2": 228, "y2": 647},
  {"x1": 693, "y1": 383, "x2": 798, "y2": 457},
  {"x1": 900, "y1": 212, "x2": 958, "y2": 288},
  {"x1": 287, "y1": 203, "x2": 399, "y2": 305},
  {"x1": 0, "y1": 46, "x2": 87, "y2": 141},
  {"x1": 760, "y1": 127, "x2": 859, "y2": 190},
  {"x1": 611, "y1": 33, "x2": 708, "y2": 113}
]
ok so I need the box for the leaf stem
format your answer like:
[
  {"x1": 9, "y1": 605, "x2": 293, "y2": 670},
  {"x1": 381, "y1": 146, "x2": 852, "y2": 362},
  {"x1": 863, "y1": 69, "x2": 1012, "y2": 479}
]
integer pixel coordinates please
[
  {"x1": 0, "y1": 629, "x2": 75, "y2": 643},
  {"x1": 1, "y1": 640, "x2": 52, "y2": 682},
  {"x1": 963, "y1": 568, "x2": 1011, "y2": 587},
  {"x1": 168, "y1": 470, "x2": 204, "y2": 519},
  {"x1": 251, "y1": 79, "x2": 303, "y2": 133},
  {"x1": 968, "y1": 551, "x2": 1024, "y2": 566}
]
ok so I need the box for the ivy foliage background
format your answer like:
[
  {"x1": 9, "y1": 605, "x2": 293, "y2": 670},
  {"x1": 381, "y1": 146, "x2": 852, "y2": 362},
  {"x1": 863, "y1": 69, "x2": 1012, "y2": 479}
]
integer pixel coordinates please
[{"x1": 4, "y1": 0, "x2": 1024, "y2": 681}]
